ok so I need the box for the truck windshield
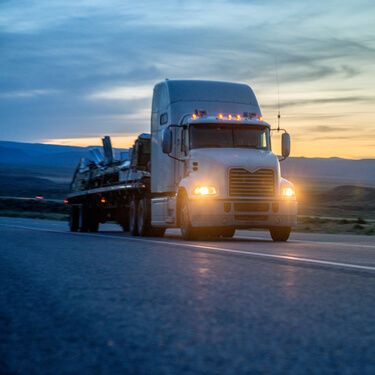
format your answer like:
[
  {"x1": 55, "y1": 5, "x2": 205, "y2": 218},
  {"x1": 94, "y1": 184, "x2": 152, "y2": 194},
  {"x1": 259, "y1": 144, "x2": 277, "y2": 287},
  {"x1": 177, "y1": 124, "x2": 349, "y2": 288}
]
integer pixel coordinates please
[{"x1": 189, "y1": 124, "x2": 270, "y2": 150}]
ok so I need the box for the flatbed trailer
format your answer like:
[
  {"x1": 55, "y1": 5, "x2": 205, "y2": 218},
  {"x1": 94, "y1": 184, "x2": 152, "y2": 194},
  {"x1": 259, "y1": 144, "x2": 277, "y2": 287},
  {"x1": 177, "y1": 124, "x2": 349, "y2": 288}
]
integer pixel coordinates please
[{"x1": 66, "y1": 133, "x2": 164, "y2": 236}]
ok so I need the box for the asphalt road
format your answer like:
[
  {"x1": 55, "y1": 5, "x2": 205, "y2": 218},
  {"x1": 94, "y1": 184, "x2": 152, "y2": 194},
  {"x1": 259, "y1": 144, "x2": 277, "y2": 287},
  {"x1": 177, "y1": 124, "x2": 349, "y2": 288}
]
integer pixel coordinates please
[{"x1": 1, "y1": 217, "x2": 375, "y2": 374}]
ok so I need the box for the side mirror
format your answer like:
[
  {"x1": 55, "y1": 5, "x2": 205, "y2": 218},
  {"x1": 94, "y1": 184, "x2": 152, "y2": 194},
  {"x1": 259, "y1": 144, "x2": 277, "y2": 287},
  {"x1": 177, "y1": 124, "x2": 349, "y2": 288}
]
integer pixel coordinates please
[
  {"x1": 281, "y1": 132, "x2": 291, "y2": 158},
  {"x1": 162, "y1": 127, "x2": 173, "y2": 154}
]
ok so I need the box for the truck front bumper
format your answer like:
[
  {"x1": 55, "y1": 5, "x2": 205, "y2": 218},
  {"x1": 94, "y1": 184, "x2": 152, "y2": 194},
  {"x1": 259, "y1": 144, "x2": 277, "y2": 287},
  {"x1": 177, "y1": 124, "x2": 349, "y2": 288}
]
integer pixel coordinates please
[{"x1": 189, "y1": 199, "x2": 297, "y2": 228}]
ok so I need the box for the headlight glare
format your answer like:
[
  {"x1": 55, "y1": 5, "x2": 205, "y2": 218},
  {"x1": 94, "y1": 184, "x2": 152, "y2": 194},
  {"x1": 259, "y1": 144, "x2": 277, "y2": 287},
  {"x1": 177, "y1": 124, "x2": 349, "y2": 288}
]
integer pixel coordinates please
[
  {"x1": 282, "y1": 187, "x2": 295, "y2": 197},
  {"x1": 193, "y1": 186, "x2": 217, "y2": 196}
]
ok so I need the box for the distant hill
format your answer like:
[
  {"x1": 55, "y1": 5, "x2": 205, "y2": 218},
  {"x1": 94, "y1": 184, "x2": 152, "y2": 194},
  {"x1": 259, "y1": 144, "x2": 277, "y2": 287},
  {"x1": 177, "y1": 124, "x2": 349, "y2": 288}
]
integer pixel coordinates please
[
  {"x1": 282, "y1": 157, "x2": 375, "y2": 185},
  {"x1": 0, "y1": 174, "x2": 68, "y2": 199},
  {"x1": 317, "y1": 185, "x2": 375, "y2": 203},
  {"x1": 0, "y1": 141, "x2": 93, "y2": 169},
  {"x1": 0, "y1": 140, "x2": 374, "y2": 185}
]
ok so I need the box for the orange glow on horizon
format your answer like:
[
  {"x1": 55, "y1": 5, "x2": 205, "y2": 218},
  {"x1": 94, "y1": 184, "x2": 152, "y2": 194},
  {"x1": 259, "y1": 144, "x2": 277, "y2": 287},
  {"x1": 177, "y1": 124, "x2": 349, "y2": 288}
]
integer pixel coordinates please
[{"x1": 42, "y1": 135, "x2": 138, "y2": 148}]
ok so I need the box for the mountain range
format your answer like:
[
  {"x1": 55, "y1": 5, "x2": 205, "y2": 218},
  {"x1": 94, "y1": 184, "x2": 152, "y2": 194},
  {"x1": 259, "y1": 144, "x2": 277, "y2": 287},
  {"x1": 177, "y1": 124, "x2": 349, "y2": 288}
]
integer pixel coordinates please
[{"x1": 0, "y1": 140, "x2": 374, "y2": 185}]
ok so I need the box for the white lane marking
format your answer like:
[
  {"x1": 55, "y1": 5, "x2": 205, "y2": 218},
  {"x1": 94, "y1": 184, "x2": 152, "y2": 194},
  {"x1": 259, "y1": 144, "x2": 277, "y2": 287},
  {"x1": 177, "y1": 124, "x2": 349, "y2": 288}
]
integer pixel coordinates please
[
  {"x1": 1, "y1": 223, "x2": 375, "y2": 272},
  {"x1": 236, "y1": 235, "x2": 375, "y2": 250}
]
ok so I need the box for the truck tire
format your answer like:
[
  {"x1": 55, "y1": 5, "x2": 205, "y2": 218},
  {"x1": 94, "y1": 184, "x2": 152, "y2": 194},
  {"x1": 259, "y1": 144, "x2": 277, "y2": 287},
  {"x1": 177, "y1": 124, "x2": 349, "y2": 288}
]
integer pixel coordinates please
[
  {"x1": 79, "y1": 205, "x2": 90, "y2": 232},
  {"x1": 69, "y1": 206, "x2": 79, "y2": 232},
  {"x1": 88, "y1": 213, "x2": 99, "y2": 233},
  {"x1": 137, "y1": 198, "x2": 151, "y2": 236},
  {"x1": 270, "y1": 226, "x2": 291, "y2": 242},
  {"x1": 120, "y1": 217, "x2": 129, "y2": 232},
  {"x1": 149, "y1": 227, "x2": 166, "y2": 237},
  {"x1": 137, "y1": 198, "x2": 166, "y2": 237},
  {"x1": 129, "y1": 197, "x2": 138, "y2": 236},
  {"x1": 179, "y1": 193, "x2": 199, "y2": 240},
  {"x1": 220, "y1": 227, "x2": 235, "y2": 238}
]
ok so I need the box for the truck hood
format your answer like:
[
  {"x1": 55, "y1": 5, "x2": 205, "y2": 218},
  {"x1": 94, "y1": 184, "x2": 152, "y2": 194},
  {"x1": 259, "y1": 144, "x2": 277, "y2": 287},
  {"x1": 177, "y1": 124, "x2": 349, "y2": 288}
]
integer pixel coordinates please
[{"x1": 189, "y1": 148, "x2": 280, "y2": 172}]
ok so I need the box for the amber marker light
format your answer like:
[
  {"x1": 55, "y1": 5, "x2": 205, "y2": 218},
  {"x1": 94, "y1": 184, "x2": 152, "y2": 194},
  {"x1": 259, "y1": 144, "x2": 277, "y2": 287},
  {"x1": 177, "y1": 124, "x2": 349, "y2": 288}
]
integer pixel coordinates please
[
  {"x1": 101, "y1": 197, "x2": 106, "y2": 203},
  {"x1": 217, "y1": 113, "x2": 224, "y2": 119},
  {"x1": 236, "y1": 114, "x2": 241, "y2": 120},
  {"x1": 192, "y1": 113, "x2": 198, "y2": 119},
  {"x1": 228, "y1": 114, "x2": 233, "y2": 120}
]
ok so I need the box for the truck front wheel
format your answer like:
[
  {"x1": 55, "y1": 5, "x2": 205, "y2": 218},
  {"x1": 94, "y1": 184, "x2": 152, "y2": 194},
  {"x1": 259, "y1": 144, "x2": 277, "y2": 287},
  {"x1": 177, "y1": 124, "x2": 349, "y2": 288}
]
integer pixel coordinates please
[
  {"x1": 269, "y1": 226, "x2": 291, "y2": 242},
  {"x1": 129, "y1": 197, "x2": 138, "y2": 236},
  {"x1": 220, "y1": 227, "x2": 235, "y2": 238},
  {"x1": 180, "y1": 194, "x2": 199, "y2": 240}
]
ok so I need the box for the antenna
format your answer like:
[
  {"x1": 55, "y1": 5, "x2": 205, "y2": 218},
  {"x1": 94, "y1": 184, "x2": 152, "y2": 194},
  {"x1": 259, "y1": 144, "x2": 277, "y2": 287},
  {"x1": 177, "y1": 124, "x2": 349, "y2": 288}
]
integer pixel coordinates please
[{"x1": 275, "y1": 57, "x2": 281, "y2": 132}]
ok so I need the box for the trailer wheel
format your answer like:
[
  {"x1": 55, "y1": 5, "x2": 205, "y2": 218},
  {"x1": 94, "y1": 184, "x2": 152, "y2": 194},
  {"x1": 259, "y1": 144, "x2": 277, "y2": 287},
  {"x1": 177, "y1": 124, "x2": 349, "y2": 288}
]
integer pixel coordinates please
[
  {"x1": 129, "y1": 197, "x2": 138, "y2": 236},
  {"x1": 79, "y1": 205, "x2": 90, "y2": 232},
  {"x1": 120, "y1": 216, "x2": 129, "y2": 232},
  {"x1": 137, "y1": 198, "x2": 151, "y2": 236},
  {"x1": 89, "y1": 215, "x2": 99, "y2": 232},
  {"x1": 137, "y1": 198, "x2": 165, "y2": 237},
  {"x1": 179, "y1": 193, "x2": 199, "y2": 240},
  {"x1": 69, "y1": 206, "x2": 79, "y2": 232},
  {"x1": 270, "y1": 226, "x2": 291, "y2": 242}
]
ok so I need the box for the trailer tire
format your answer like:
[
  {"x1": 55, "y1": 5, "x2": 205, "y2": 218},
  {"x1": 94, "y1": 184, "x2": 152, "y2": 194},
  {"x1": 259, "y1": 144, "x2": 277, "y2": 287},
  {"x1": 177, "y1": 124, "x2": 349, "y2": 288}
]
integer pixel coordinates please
[
  {"x1": 120, "y1": 217, "x2": 129, "y2": 232},
  {"x1": 136, "y1": 198, "x2": 166, "y2": 237},
  {"x1": 69, "y1": 206, "x2": 79, "y2": 232},
  {"x1": 137, "y1": 198, "x2": 151, "y2": 236},
  {"x1": 79, "y1": 205, "x2": 90, "y2": 232},
  {"x1": 179, "y1": 193, "x2": 199, "y2": 240},
  {"x1": 89, "y1": 214, "x2": 99, "y2": 233},
  {"x1": 270, "y1": 226, "x2": 291, "y2": 242},
  {"x1": 129, "y1": 197, "x2": 139, "y2": 236}
]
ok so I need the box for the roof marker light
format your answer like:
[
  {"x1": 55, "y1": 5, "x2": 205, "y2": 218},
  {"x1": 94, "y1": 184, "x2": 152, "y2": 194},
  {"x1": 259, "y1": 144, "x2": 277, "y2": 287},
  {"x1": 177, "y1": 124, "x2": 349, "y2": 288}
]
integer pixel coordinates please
[
  {"x1": 228, "y1": 114, "x2": 233, "y2": 120},
  {"x1": 258, "y1": 116, "x2": 264, "y2": 122},
  {"x1": 192, "y1": 113, "x2": 198, "y2": 119},
  {"x1": 236, "y1": 114, "x2": 241, "y2": 120},
  {"x1": 218, "y1": 113, "x2": 224, "y2": 119}
]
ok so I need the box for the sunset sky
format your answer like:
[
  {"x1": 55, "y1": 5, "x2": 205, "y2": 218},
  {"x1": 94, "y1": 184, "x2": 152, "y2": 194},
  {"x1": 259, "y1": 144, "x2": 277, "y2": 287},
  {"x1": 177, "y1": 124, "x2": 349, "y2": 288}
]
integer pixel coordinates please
[{"x1": 1, "y1": 0, "x2": 374, "y2": 159}]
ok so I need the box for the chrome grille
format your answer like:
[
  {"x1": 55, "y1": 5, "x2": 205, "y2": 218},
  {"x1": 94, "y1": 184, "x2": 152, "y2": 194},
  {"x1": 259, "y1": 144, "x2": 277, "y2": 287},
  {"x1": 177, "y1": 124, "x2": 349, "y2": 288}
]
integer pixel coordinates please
[{"x1": 229, "y1": 168, "x2": 275, "y2": 197}]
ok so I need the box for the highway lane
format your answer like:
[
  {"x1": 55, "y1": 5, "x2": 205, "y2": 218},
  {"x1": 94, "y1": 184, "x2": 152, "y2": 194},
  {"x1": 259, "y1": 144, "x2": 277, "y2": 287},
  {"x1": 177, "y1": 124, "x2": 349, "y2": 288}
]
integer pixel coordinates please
[{"x1": 0, "y1": 217, "x2": 375, "y2": 374}]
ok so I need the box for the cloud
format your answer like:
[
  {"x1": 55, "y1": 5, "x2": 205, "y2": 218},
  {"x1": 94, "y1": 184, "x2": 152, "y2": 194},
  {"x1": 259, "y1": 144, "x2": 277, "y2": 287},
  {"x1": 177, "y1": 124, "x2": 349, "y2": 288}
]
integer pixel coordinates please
[
  {"x1": 311, "y1": 134, "x2": 369, "y2": 141},
  {"x1": 87, "y1": 85, "x2": 152, "y2": 100},
  {"x1": 309, "y1": 125, "x2": 351, "y2": 133},
  {"x1": 262, "y1": 96, "x2": 375, "y2": 110},
  {"x1": 1, "y1": 0, "x2": 375, "y2": 158},
  {"x1": 0, "y1": 89, "x2": 61, "y2": 99}
]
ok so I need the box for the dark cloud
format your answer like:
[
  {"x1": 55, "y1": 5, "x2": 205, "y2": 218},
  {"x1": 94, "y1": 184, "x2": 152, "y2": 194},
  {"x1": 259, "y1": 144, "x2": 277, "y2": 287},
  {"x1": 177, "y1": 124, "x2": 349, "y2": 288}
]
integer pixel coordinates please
[
  {"x1": 310, "y1": 126, "x2": 351, "y2": 133},
  {"x1": 311, "y1": 131, "x2": 374, "y2": 141},
  {"x1": 262, "y1": 96, "x2": 374, "y2": 110}
]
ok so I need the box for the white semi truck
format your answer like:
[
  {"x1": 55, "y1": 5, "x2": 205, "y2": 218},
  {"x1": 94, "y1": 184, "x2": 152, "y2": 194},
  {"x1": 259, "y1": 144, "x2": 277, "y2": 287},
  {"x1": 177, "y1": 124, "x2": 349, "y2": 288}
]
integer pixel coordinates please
[{"x1": 67, "y1": 80, "x2": 297, "y2": 241}]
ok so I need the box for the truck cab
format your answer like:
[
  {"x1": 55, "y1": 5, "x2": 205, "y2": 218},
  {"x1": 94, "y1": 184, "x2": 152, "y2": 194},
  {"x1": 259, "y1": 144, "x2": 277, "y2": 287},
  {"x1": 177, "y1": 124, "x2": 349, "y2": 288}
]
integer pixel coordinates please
[{"x1": 150, "y1": 80, "x2": 297, "y2": 240}]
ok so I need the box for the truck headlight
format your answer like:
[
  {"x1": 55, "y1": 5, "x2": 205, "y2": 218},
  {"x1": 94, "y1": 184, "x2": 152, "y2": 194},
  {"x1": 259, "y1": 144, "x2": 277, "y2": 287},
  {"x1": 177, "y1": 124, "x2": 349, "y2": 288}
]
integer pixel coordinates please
[
  {"x1": 193, "y1": 186, "x2": 217, "y2": 196},
  {"x1": 281, "y1": 187, "x2": 295, "y2": 198}
]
